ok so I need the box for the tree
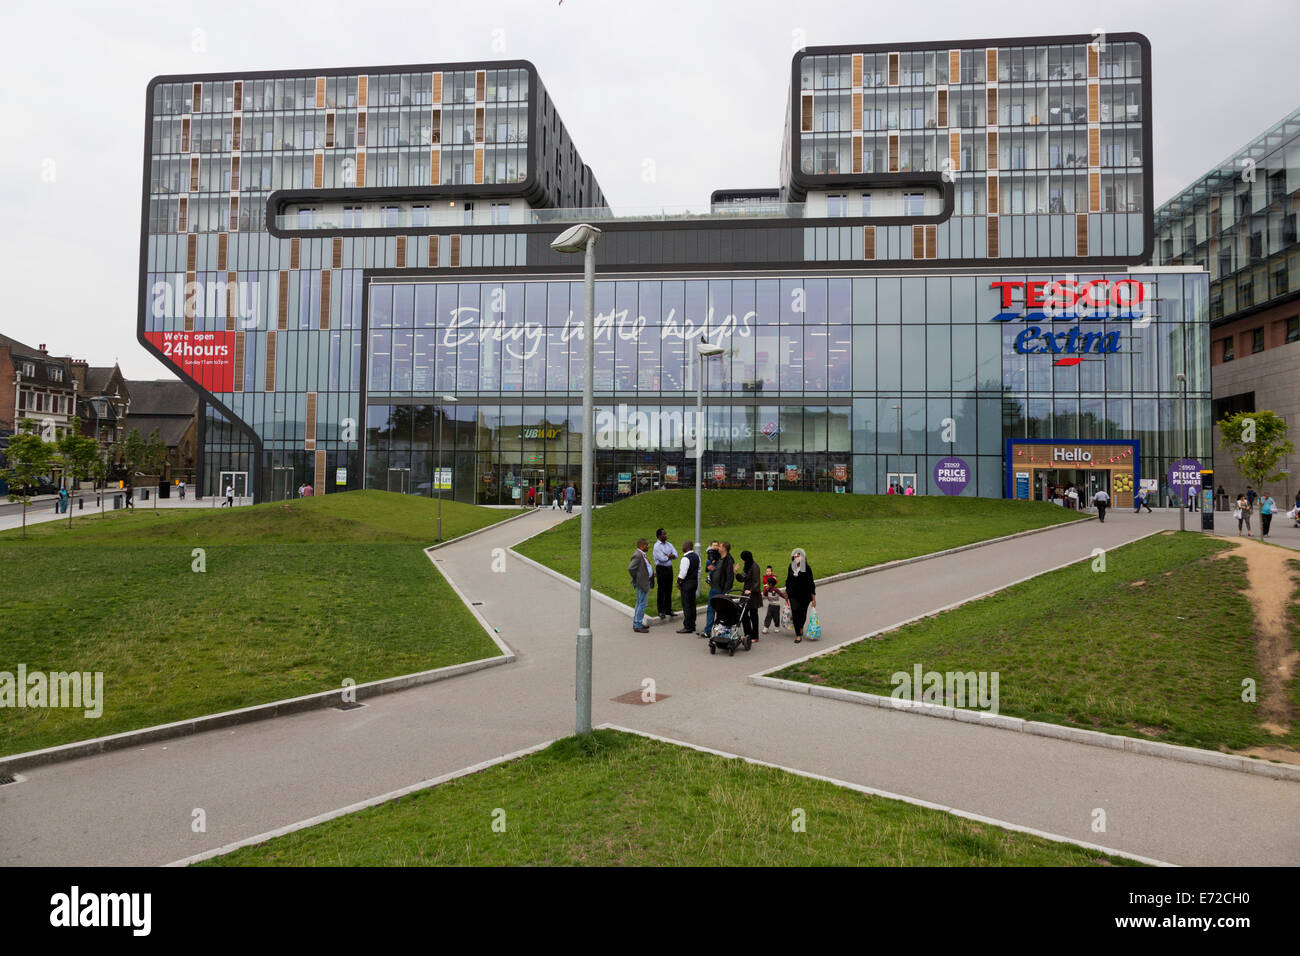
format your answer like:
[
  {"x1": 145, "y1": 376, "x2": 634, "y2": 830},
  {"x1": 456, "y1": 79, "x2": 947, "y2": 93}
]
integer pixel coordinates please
[
  {"x1": 121, "y1": 428, "x2": 148, "y2": 511},
  {"x1": 1, "y1": 419, "x2": 54, "y2": 539},
  {"x1": 1217, "y1": 410, "x2": 1294, "y2": 496},
  {"x1": 56, "y1": 417, "x2": 101, "y2": 529},
  {"x1": 144, "y1": 429, "x2": 168, "y2": 514},
  {"x1": 89, "y1": 453, "x2": 110, "y2": 517}
]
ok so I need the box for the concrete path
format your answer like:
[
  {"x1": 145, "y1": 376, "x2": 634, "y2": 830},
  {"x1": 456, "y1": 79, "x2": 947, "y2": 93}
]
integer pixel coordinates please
[{"x1": 2, "y1": 505, "x2": 1297, "y2": 867}]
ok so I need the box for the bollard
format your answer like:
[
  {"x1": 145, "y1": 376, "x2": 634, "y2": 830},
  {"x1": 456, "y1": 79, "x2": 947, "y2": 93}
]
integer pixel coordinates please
[{"x1": 79, "y1": 498, "x2": 83, "y2": 510}]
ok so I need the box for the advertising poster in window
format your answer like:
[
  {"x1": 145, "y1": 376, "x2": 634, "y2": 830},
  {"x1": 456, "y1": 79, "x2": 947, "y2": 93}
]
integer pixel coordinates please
[{"x1": 146, "y1": 331, "x2": 235, "y2": 392}]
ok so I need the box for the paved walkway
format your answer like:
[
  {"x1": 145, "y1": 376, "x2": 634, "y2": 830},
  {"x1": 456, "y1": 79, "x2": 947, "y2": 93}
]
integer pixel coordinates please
[{"x1": 2, "y1": 505, "x2": 1297, "y2": 866}]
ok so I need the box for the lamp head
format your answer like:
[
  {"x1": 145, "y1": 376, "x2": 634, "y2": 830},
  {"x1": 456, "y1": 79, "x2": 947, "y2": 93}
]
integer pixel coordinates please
[
  {"x1": 550, "y1": 223, "x2": 602, "y2": 253},
  {"x1": 697, "y1": 342, "x2": 726, "y2": 357}
]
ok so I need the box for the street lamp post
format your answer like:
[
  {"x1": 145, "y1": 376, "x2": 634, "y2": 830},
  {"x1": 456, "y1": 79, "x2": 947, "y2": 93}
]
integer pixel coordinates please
[
  {"x1": 435, "y1": 394, "x2": 458, "y2": 541},
  {"x1": 694, "y1": 342, "x2": 726, "y2": 551},
  {"x1": 551, "y1": 223, "x2": 602, "y2": 736},
  {"x1": 891, "y1": 403, "x2": 902, "y2": 492},
  {"x1": 1177, "y1": 372, "x2": 1187, "y2": 532}
]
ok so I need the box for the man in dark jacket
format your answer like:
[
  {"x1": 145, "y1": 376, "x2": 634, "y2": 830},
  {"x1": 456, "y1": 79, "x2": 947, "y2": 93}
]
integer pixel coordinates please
[
  {"x1": 628, "y1": 538, "x2": 653, "y2": 633},
  {"x1": 675, "y1": 540, "x2": 700, "y2": 634},
  {"x1": 702, "y1": 541, "x2": 734, "y2": 636}
]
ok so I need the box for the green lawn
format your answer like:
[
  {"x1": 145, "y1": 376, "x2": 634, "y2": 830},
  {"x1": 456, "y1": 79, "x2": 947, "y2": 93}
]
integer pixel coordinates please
[
  {"x1": 0, "y1": 491, "x2": 513, "y2": 756},
  {"x1": 777, "y1": 534, "x2": 1300, "y2": 754},
  {"x1": 516, "y1": 489, "x2": 1082, "y2": 604},
  {"x1": 201, "y1": 729, "x2": 1136, "y2": 866}
]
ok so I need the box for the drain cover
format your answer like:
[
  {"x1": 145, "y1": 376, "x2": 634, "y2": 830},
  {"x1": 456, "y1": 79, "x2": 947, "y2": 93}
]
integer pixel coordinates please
[
  {"x1": 333, "y1": 701, "x2": 365, "y2": 711},
  {"x1": 0, "y1": 773, "x2": 17, "y2": 786},
  {"x1": 610, "y1": 690, "x2": 670, "y2": 706}
]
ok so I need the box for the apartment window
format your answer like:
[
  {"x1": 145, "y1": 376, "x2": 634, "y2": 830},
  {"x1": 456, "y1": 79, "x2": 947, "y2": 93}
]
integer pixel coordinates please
[
  {"x1": 903, "y1": 192, "x2": 925, "y2": 216},
  {"x1": 860, "y1": 195, "x2": 871, "y2": 216},
  {"x1": 827, "y1": 195, "x2": 847, "y2": 217},
  {"x1": 22, "y1": 361, "x2": 35, "y2": 377},
  {"x1": 343, "y1": 206, "x2": 363, "y2": 227},
  {"x1": 1286, "y1": 317, "x2": 1299, "y2": 344},
  {"x1": 490, "y1": 202, "x2": 511, "y2": 225},
  {"x1": 381, "y1": 206, "x2": 399, "y2": 227},
  {"x1": 412, "y1": 205, "x2": 431, "y2": 227},
  {"x1": 463, "y1": 201, "x2": 475, "y2": 225},
  {"x1": 49, "y1": 366, "x2": 63, "y2": 383},
  {"x1": 1221, "y1": 338, "x2": 1234, "y2": 362},
  {"x1": 297, "y1": 208, "x2": 317, "y2": 228},
  {"x1": 1252, "y1": 328, "x2": 1265, "y2": 353}
]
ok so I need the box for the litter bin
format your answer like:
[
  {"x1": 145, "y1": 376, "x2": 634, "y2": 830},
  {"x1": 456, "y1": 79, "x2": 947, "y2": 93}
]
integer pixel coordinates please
[
  {"x1": 113, "y1": 494, "x2": 123, "y2": 510},
  {"x1": 159, "y1": 482, "x2": 171, "y2": 499},
  {"x1": 141, "y1": 488, "x2": 149, "y2": 501}
]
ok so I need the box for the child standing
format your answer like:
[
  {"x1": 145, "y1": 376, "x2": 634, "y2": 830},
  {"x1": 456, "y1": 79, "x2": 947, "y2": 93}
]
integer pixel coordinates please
[{"x1": 761, "y1": 566, "x2": 783, "y2": 634}]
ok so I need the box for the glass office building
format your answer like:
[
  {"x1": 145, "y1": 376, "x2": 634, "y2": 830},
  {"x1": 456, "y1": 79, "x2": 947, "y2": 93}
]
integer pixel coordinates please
[{"x1": 138, "y1": 35, "x2": 1211, "y2": 506}]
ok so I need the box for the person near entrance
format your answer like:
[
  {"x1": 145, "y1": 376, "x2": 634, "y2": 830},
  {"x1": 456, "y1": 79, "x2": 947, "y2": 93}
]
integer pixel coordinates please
[
  {"x1": 1066, "y1": 486, "x2": 1078, "y2": 510},
  {"x1": 1092, "y1": 487, "x2": 1110, "y2": 522},
  {"x1": 652, "y1": 528, "x2": 678, "y2": 621},
  {"x1": 564, "y1": 483, "x2": 575, "y2": 513},
  {"x1": 526, "y1": 485, "x2": 536, "y2": 508},
  {"x1": 675, "y1": 541, "x2": 700, "y2": 634},
  {"x1": 1134, "y1": 487, "x2": 1152, "y2": 513},
  {"x1": 628, "y1": 538, "x2": 653, "y2": 633},
  {"x1": 1234, "y1": 494, "x2": 1252, "y2": 536}
]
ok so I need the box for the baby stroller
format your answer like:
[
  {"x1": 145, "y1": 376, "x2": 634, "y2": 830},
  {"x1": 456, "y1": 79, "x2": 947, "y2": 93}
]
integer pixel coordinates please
[{"x1": 707, "y1": 593, "x2": 753, "y2": 656}]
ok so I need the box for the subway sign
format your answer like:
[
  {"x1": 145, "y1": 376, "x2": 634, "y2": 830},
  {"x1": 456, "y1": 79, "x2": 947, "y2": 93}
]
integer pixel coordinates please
[{"x1": 989, "y1": 279, "x2": 1147, "y2": 366}]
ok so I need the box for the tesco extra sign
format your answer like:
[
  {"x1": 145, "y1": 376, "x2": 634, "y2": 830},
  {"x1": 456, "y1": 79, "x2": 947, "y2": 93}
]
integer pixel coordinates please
[{"x1": 990, "y1": 279, "x2": 1147, "y2": 366}]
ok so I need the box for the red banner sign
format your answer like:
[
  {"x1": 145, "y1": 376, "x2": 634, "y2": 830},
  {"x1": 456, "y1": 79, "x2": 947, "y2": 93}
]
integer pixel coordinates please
[
  {"x1": 147, "y1": 331, "x2": 235, "y2": 392},
  {"x1": 832, "y1": 463, "x2": 847, "y2": 482},
  {"x1": 712, "y1": 464, "x2": 726, "y2": 481},
  {"x1": 785, "y1": 465, "x2": 798, "y2": 481}
]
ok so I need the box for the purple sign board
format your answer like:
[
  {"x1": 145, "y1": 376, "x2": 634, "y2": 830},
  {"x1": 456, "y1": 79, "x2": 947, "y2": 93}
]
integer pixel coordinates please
[
  {"x1": 1168, "y1": 458, "x2": 1202, "y2": 497},
  {"x1": 932, "y1": 456, "x2": 971, "y2": 495}
]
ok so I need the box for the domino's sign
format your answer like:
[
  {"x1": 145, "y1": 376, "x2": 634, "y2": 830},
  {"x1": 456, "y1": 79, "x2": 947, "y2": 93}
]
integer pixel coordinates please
[{"x1": 990, "y1": 279, "x2": 1148, "y2": 367}]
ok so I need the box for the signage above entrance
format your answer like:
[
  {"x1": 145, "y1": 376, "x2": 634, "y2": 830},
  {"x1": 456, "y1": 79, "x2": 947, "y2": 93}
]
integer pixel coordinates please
[{"x1": 988, "y1": 279, "x2": 1148, "y2": 366}]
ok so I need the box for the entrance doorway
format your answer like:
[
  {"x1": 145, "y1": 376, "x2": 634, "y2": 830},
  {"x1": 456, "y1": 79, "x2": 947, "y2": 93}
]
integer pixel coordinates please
[
  {"x1": 886, "y1": 472, "x2": 918, "y2": 494},
  {"x1": 219, "y1": 471, "x2": 248, "y2": 499},
  {"x1": 387, "y1": 467, "x2": 411, "y2": 494},
  {"x1": 270, "y1": 466, "x2": 294, "y2": 501}
]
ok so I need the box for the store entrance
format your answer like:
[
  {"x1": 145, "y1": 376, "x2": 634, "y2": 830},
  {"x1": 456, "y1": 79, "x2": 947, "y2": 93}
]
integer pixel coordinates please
[
  {"x1": 1039, "y1": 468, "x2": 1109, "y2": 506},
  {"x1": 886, "y1": 472, "x2": 918, "y2": 494}
]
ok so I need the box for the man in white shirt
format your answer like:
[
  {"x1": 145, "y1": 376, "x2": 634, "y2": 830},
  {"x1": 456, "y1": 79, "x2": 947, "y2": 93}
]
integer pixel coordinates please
[
  {"x1": 676, "y1": 541, "x2": 700, "y2": 634},
  {"x1": 652, "y1": 527, "x2": 679, "y2": 621},
  {"x1": 1092, "y1": 487, "x2": 1110, "y2": 523}
]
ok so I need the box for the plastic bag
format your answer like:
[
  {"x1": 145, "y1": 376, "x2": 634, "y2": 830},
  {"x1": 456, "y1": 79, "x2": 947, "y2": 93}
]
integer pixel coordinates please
[
  {"x1": 780, "y1": 601, "x2": 792, "y2": 630},
  {"x1": 806, "y1": 606, "x2": 822, "y2": 641}
]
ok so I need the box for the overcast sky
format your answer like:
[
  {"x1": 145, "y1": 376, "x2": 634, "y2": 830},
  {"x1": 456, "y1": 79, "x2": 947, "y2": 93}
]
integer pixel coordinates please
[{"x1": 1, "y1": 0, "x2": 1296, "y2": 379}]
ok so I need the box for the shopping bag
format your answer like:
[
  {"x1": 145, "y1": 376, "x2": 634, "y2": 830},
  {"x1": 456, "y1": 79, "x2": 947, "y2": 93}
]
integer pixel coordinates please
[
  {"x1": 780, "y1": 601, "x2": 792, "y2": 630},
  {"x1": 806, "y1": 606, "x2": 822, "y2": 641},
  {"x1": 1232, "y1": 508, "x2": 1242, "y2": 520}
]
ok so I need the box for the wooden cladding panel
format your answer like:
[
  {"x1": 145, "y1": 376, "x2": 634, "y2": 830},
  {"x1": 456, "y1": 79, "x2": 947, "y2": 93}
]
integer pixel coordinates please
[
  {"x1": 355, "y1": 152, "x2": 366, "y2": 185},
  {"x1": 912, "y1": 225, "x2": 925, "y2": 258},
  {"x1": 1088, "y1": 83, "x2": 1100, "y2": 123},
  {"x1": 474, "y1": 147, "x2": 484, "y2": 184},
  {"x1": 314, "y1": 450, "x2": 326, "y2": 491},
  {"x1": 475, "y1": 106, "x2": 484, "y2": 142},
  {"x1": 428, "y1": 234, "x2": 440, "y2": 265},
  {"x1": 475, "y1": 70, "x2": 486, "y2": 101},
  {"x1": 852, "y1": 92, "x2": 862, "y2": 130},
  {"x1": 395, "y1": 236, "x2": 407, "y2": 268},
  {"x1": 228, "y1": 196, "x2": 239, "y2": 231},
  {"x1": 852, "y1": 54, "x2": 863, "y2": 87},
  {"x1": 332, "y1": 237, "x2": 343, "y2": 269},
  {"x1": 356, "y1": 111, "x2": 367, "y2": 146},
  {"x1": 1089, "y1": 172, "x2": 1101, "y2": 212},
  {"x1": 949, "y1": 50, "x2": 961, "y2": 82},
  {"x1": 184, "y1": 271, "x2": 196, "y2": 329},
  {"x1": 180, "y1": 117, "x2": 191, "y2": 152},
  {"x1": 232, "y1": 116, "x2": 241, "y2": 150},
  {"x1": 1087, "y1": 45, "x2": 1099, "y2": 78},
  {"x1": 1088, "y1": 127, "x2": 1100, "y2": 167},
  {"x1": 987, "y1": 174, "x2": 999, "y2": 213},
  {"x1": 325, "y1": 113, "x2": 335, "y2": 148},
  {"x1": 937, "y1": 89, "x2": 948, "y2": 127},
  {"x1": 925, "y1": 224, "x2": 937, "y2": 259},
  {"x1": 986, "y1": 215, "x2": 999, "y2": 257},
  {"x1": 217, "y1": 232, "x2": 228, "y2": 270},
  {"x1": 801, "y1": 94, "x2": 813, "y2": 132},
  {"x1": 178, "y1": 197, "x2": 188, "y2": 232},
  {"x1": 449, "y1": 235, "x2": 461, "y2": 267},
  {"x1": 431, "y1": 72, "x2": 443, "y2": 103},
  {"x1": 315, "y1": 77, "x2": 326, "y2": 109},
  {"x1": 265, "y1": 331, "x2": 277, "y2": 391},
  {"x1": 888, "y1": 133, "x2": 899, "y2": 172},
  {"x1": 319, "y1": 270, "x2": 331, "y2": 329},
  {"x1": 430, "y1": 109, "x2": 441, "y2": 143},
  {"x1": 987, "y1": 130, "x2": 998, "y2": 169},
  {"x1": 949, "y1": 130, "x2": 961, "y2": 171},
  {"x1": 313, "y1": 153, "x2": 324, "y2": 188},
  {"x1": 430, "y1": 149, "x2": 441, "y2": 184},
  {"x1": 225, "y1": 272, "x2": 238, "y2": 329},
  {"x1": 230, "y1": 156, "x2": 241, "y2": 191},
  {"x1": 1076, "y1": 214, "x2": 1089, "y2": 256},
  {"x1": 357, "y1": 75, "x2": 367, "y2": 104},
  {"x1": 232, "y1": 331, "x2": 245, "y2": 387},
  {"x1": 192, "y1": 82, "x2": 202, "y2": 111},
  {"x1": 863, "y1": 225, "x2": 876, "y2": 260},
  {"x1": 986, "y1": 87, "x2": 997, "y2": 123},
  {"x1": 852, "y1": 136, "x2": 863, "y2": 174},
  {"x1": 290, "y1": 238, "x2": 301, "y2": 270},
  {"x1": 186, "y1": 233, "x2": 198, "y2": 270},
  {"x1": 189, "y1": 156, "x2": 200, "y2": 191},
  {"x1": 888, "y1": 52, "x2": 899, "y2": 85},
  {"x1": 305, "y1": 393, "x2": 317, "y2": 444},
  {"x1": 277, "y1": 271, "x2": 290, "y2": 329},
  {"x1": 233, "y1": 81, "x2": 242, "y2": 111},
  {"x1": 986, "y1": 48, "x2": 997, "y2": 79}
]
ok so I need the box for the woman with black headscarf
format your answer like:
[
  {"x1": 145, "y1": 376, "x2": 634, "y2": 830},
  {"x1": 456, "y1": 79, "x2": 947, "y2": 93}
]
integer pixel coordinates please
[
  {"x1": 785, "y1": 547, "x2": 816, "y2": 643},
  {"x1": 736, "y1": 549, "x2": 762, "y2": 644}
]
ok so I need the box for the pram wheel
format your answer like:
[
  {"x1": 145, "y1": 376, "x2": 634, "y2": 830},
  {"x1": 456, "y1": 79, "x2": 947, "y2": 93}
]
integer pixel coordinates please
[
  {"x1": 709, "y1": 644, "x2": 716, "y2": 654},
  {"x1": 728, "y1": 644, "x2": 735, "y2": 656},
  {"x1": 743, "y1": 636, "x2": 752, "y2": 651}
]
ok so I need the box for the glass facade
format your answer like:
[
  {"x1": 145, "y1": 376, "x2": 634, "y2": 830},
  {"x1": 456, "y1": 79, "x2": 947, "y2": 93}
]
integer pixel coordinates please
[{"x1": 363, "y1": 271, "x2": 1210, "y2": 504}]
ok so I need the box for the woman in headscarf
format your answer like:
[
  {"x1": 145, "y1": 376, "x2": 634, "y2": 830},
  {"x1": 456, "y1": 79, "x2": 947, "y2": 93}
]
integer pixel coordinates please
[
  {"x1": 784, "y1": 547, "x2": 816, "y2": 643},
  {"x1": 736, "y1": 549, "x2": 762, "y2": 644}
]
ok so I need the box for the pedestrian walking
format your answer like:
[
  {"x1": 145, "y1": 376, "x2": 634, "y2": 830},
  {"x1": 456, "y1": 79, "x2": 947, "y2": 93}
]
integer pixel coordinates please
[
  {"x1": 785, "y1": 547, "x2": 816, "y2": 644},
  {"x1": 1246, "y1": 486, "x2": 1257, "y2": 508},
  {"x1": 1234, "y1": 494, "x2": 1252, "y2": 536},
  {"x1": 675, "y1": 540, "x2": 700, "y2": 634},
  {"x1": 1134, "y1": 487, "x2": 1152, "y2": 513},
  {"x1": 1066, "y1": 486, "x2": 1078, "y2": 510},
  {"x1": 564, "y1": 483, "x2": 575, "y2": 513},
  {"x1": 224, "y1": 484, "x2": 234, "y2": 508},
  {"x1": 652, "y1": 528, "x2": 678, "y2": 621},
  {"x1": 1260, "y1": 494, "x2": 1276, "y2": 538},
  {"x1": 178, "y1": 480, "x2": 186, "y2": 500},
  {"x1": 1092, "y1": 487, "x2": 1110, "y2": 522},
  {"x1": 627, "y1": 538, "x2": 653, "y2": 633},
  {"x1": 58, "y1": 486, "x2": 68, "y2": 514},
  {"x1": 736, "y1": 550, "x2": 762, "y2": 644},
  {"x1": 125, "y1": 484, "x2": 134, "y2": 509},
  {"x1": 527, "y1": 485, "x2": 536, "y2": 509},
  {"x1": 1294, "y1": 490, "x2": 1300, "y2": 528},
  {"x1": 703, "y1": 541, "x2": 733, "y2": 637},
  {"x1": 761, "y1": 566, "x2": 783, "y2": 633}
]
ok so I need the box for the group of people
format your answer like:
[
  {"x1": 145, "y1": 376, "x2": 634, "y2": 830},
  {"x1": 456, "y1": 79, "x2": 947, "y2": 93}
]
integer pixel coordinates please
[
  {"x1": 523, "y1": 482, "x2": 576, "y2": 512},
  {"x1": 627, "y1": 529, "x2": 818, "y2": 644},
  {"x1": 296, "y1": 482, "x2": 315, "y2": 497},
  {"x1": 1231, "y1": 487, "x2": 1298, "y2": 538}
]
